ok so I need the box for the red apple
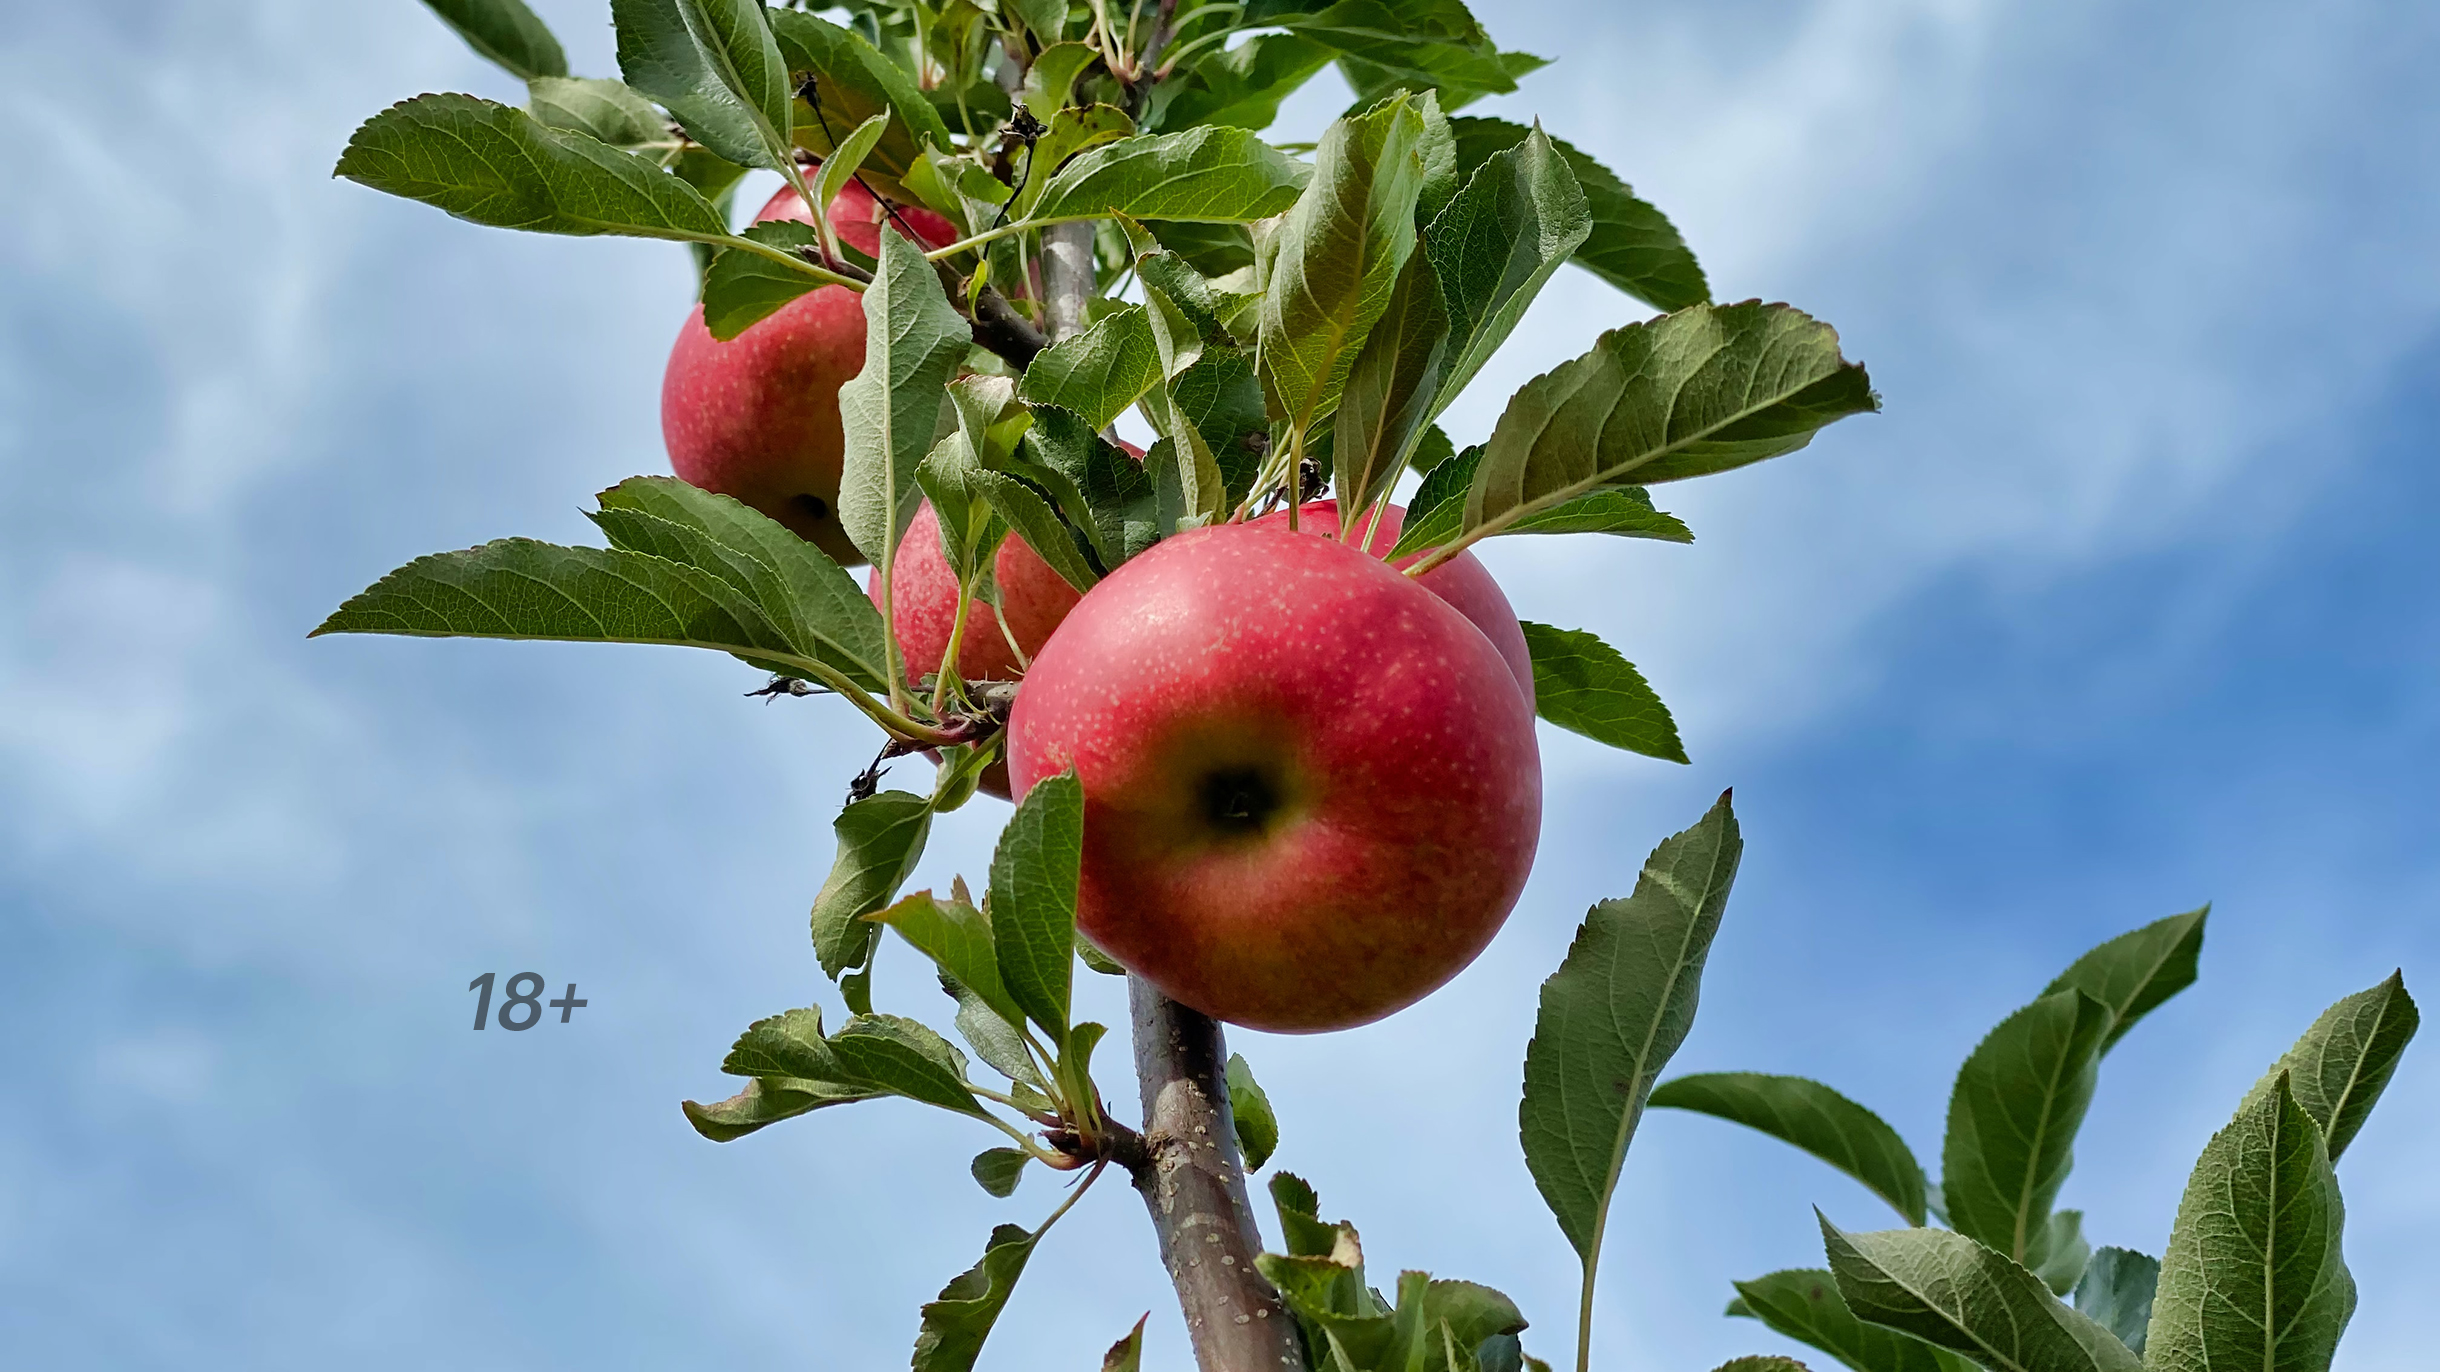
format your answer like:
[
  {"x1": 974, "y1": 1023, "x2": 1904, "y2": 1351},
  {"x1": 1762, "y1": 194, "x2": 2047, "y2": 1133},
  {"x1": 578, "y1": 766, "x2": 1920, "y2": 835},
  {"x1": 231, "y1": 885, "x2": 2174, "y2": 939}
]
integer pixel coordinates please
[
  {"x1": 661, "y1": 180, "x2": 961, "y2": 566},
  {"x1": 1006, "y1": 521, "x2": 1543, "y2": 1032},
  {"x1": 1250, "y1": 501, "x2": 1534, "y2": 706}
]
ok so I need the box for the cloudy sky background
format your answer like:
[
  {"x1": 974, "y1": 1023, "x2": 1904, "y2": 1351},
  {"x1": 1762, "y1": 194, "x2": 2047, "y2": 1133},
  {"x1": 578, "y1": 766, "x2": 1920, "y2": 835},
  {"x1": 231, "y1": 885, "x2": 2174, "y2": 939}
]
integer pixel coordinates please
[{"x1": 3, "y1": 0, "x2": 2436, "y2": 1367}]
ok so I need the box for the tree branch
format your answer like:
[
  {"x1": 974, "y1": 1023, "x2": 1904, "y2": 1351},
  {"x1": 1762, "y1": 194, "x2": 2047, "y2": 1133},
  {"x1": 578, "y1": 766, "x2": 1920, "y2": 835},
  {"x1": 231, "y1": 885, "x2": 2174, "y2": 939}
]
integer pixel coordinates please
[{"x1": 1124, "y1": 977, "x2": 1305, "y2": 1372}]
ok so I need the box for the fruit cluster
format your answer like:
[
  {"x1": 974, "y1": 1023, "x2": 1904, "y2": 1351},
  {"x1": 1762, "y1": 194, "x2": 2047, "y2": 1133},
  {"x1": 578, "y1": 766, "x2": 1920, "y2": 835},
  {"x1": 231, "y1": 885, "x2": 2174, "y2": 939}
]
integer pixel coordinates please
[{"x1": 665, "y1": 184, "x2": 1542, "y2": 1033}]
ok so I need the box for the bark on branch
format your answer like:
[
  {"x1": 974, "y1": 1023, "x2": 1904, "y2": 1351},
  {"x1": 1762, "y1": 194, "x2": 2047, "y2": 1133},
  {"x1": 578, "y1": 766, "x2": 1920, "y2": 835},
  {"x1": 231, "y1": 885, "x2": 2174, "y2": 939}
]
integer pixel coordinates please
[{"x1": 1123, "y1": 977, "x2": 1305, "y2": 1372}]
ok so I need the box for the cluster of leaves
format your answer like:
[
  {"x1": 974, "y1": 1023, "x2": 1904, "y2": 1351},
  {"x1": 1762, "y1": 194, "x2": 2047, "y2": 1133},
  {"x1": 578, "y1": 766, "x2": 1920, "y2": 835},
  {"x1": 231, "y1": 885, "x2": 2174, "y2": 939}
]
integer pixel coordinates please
[
  {"x1": 329, "y1": 0, "x2": 1878, "y2": 797},
  {"x1": 1645, "y1": 908, "x2": 2419, "y2": 1371},
  {"x1": 321, "y1": 2, "x2": 1899, "y2": 1369}
]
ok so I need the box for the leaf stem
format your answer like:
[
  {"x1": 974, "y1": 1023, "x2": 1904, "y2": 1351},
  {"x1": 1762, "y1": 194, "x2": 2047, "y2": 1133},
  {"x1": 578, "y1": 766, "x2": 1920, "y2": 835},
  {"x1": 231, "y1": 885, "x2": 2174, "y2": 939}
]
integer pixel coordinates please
[{"x1": 713, "y1": 230, "x2": 867, "y2": 290}]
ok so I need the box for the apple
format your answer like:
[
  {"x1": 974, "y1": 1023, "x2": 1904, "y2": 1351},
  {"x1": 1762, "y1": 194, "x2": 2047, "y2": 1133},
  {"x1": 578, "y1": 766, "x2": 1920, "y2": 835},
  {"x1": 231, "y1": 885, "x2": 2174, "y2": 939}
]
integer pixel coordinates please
[
  {"x1": 1006, "y1": 521, "x2": 1543, "y2": 1032},
  {"x1": 661, "y1": 179, "x2": 962, "y2": 566},
  {"x1": 1249, "y1": 501, "x2": 1534, "y2": 706}
]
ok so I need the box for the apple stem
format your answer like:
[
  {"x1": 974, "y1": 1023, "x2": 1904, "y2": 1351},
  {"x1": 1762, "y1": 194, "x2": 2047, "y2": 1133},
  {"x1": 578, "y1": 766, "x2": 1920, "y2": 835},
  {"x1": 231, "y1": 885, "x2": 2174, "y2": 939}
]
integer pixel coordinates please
[{"x1": 1122, "y1": 977, "x2": 1306, "y2": 1372}]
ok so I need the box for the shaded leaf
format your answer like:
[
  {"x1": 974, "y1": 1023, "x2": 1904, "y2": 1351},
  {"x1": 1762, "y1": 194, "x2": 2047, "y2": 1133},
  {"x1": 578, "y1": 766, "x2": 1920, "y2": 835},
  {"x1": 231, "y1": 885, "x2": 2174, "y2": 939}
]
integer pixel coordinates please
[
  {"x1": 1228, "y1": 1052, "x2": 1280, "y2": 1169},
  {"x1": 949, "y1": 977, "x2": 1045, "y2": 1090},
  {"x1": 1332, "y1": 247, "x2": 1451, "y2": 524},
  {"x1": 989, "y1": 771, "x2": 1084, "y2": 1042},
  {"x1": 1101, "y1": 1315, "x2": 1149, "y2": 1372},
  {"x1": 1523, "y1": 791, "x2": 1740, "y2": 1260},
  {"x1": 970, "y1": 1147, "x2": 1028, "y2": 1197},
  {"x1": 2145, "y1": 1075, "x2": 2355, "y2": 1371},
  {"x1": 872, "y1": 891, "x2": 1023, "y2": 1031},
  {"x1": 2238, "y1": 970, "x2": 2419, "y2": 1162},
  {"x1": 1422, "y1": 125, "x2": 1590, "y2": 421},
  {"x1": 1026, "y1": 126, "x2": 1311, "y2": 226},
  {"x1": 1821, "y1": 1219, "x2": 2142, "y2": 1372},
  {"x1": 914, "y1": 1223, "x2": 1040, "y2": 1372},
  {"x1": 2071, "y1": 1247, "x2": 2157, "y2": 1356},
  {"x1": 1520, "y1": 622, "x2": 1686, "y2": 765},
  {"x1": 1650, "y1": 1072, "x2": 1925, "y2": 1223},
  {"x1": 768, "y1": 11, "x2": 956, "y2": 201},
  {"x1": 1260, "y1": 95, "x2": 1428, "y2": 435},
  {"x1": 1153, "y1": 33, "x2": 1337, "y2": 133},
  {"x1": 1941, "y1": 987, "x2": 2112, "y2": 1269},
  {"x1": 421, "y1": 0, "x2": 568, "y2": 80},
  {"x1": 681, "y1": 1075, "x2": 878, "y2": 1141},
  {"x1": 1727, "y1": 1268, "x2": 1977, "y2": 1372},
  {"x1": 2041, "y1": 907, "x2": 2208, "y2": 1053},
  {"x1": 1448, "y1": 117, "x2": 1706, "y2": 311},
  {"x1": 720, "y1": 1005, "x2": 843, "y2": 1081},
  {"x1": 589, "y1": 475, "x2": 889, "y2": 689},
  {"x1": 1019, "y1": 42, "x2": 1100, "y2": 120},
  {"x1": 975, "y1": 469, "x2": 1101, "y2": 594},
  {"x1": 525, "y1": 76, "x2": 669, "y2": 147},
  {"x1": 1466, "y1": 303, "x2": 1875, "y2": 536},
  {"x1": 335, "y1": 94, "x2": 727, "y2": 239},
  {"x1": 611, "y1": 0, "x2": 795, "y2": 172},
  {"x1": 699, "y1": 219, "x2": 822, "y2": 338},
  {"x1": 839, "y1": 227, "x2": 970, "y2": 567},
  {"x1": 809, "y1": 791, "x2": 933, "y2": 977},
  {"x1": 831, "y1": 1012, "x2": 984, "y2": 1116},
  {"x1": 2032, "y1": 1209, "x2": 2091, "y2": 1296}
]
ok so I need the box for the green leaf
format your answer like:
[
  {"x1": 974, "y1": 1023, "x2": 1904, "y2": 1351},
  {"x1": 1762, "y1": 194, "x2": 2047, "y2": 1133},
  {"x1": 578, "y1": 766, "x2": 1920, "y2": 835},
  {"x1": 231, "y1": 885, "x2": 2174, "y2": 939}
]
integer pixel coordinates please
[
  {"x1": 1335, "y1": 42, "x2": 1547, "y2": 117},
  {"x1": 1227, "y1": 1052, "x2": 1280, "y2": 1169},
  {"x1": 1940, "y1": 987, "x2": 2112, "y2": 1271},
  {"x1": 871, "y1": 891, "x2": 1025, "y2": 1032},
  {"x1": 1422, "y1": 125, "x2": 1591, "y2": 422},
  {"x1": 589, "y1": 475, "x2": 891, "y2": 691},
  {"x1": 1331, "y1": 246, "x2": 1451, "y2": 523},
  {"x1": 974, "y1": 469, "x2": 1101, "y2": 594},
  {"x1": 311, "y1": 536, "x2": 834, "y2": 676},
  {"x1": 525, "y1": 76, "x2": 670, "y2": 148},
  {"x1": 611, "y1": 0, "x2": 795, "y2": 172},
  {"x1": 2071, "y1": 1247, "x2": 2157, "y2": 1356},
  {"x1": 1387, "y1": 442, "x2": 1482, "y2": 558},
  {"x1": 1649, "y1": 1073, "x2": 1926, "y2": 1224},
  {"x1": 1016, "y1": 305, "x2": 1162, "y2": 430},
  {"x1": 831, "y1": 1012, "x2": 985, "y2": 1116},
  {"x1": 1268, "y1": 1171, "x2": 1347, "y2": 1260},
  {"x1": 1821, "y1": 1219, "x2": 2142, "y2": 1372},
  {"x1": 969, "y1": 1147, "x2": 1028, "y2": 1197},
  {"x1": 914, "y1": 1223, "x2": 1041, "y2": 1372},
  {"x1": 1519, "y1": 622, "x2": 1687, "y2": 765},
  {"x1": 810, "y1": 791, "x2": 933, "y2": 977},
  {"x1": 1022, "y1": 407, "x2": 1155, "y2": 568},
  {"x1": 699, "y1": 219, "x2": 823, "y2": 338},
  {"x1": 1727, "y1": 1268, "x2": 1978, "y2": 1372},
  {"x1": 1100, "y1": 1315, "x2": 1148, "y2": 1372},
  {"x1": 2237, "y1": 970, "x2": 2419, "y2": 1162},
  {"x1": 949, "y1": 977, "x2": 1045, "y2": 1089},
  {"x1": 1465, "y1": 302, "x2": 1875, "y2": 536},
  {"x1": 811, "y1": 110, "x2": 892, "y2": 230},
  {"x1": 720, "y1": 1005, "x2": 845, "y2": 1081},
  {"x1": 1019, "y1": 42, "x2": 1100, "y2": 120},
  {"x1": 990, "y1": 770, "x2": 1085, "y2": 1042},
  {"x1": 420, "y1": 0, "x2": 568, "y2": 80},
  {"x1": 1395, "y1": 466, "x2": 1693, "y2": 560},
  {"x1": 2031, "y1": 1209, "x2": 2091, "y2": 1296},
  {"x1": 334, "y1": 94, "x2": 727, "y2": 240},
  {"x1": 839, "y1": 227, "x2": 971, "y2": 567},
  {"x1": 1523, "y1": 791, "x2": 1740, "y2": 1262},
  {"x1": 1707, "y1": 1360, "x2": 1815, "y2": 1372},
  {"x1": 681, "y1": 1075, "x2": 878, "y2": 1141},
  {"x1": 1147, "y1": 218, "x2": 1260, "y2": 279},
  {"x1": 1171, "y1": 347, "x2": 1271, "y2": 505},
  {"x1": 1259, "y1": 95, "x2": 1428, "y2": 436},
  {"x1": 1154, "y1": 33, "x2": 1338, "y2": 133},
  {"x1": 1023, "y1": 126, "x2": 1311, "y2": 227},
  {"x1": 1448, "y1": 117, "x2": 1707, "y2": 311},
  {"x1": 768, "y1": 11, "x2": 957, "y2": 202},
  {"x1": 2040, "y1": 907, "x2": 2208, "y2": 1053},
  {"x1": 2145, "y1": 1075, "x2": 2355, "y2": 1371},
  {"x1": 1011, "y1": 105, "x2": 1139, "y2": 221},
  {"x1": 1077, "y1": 933, "x2": 1127, "y2": 977}
]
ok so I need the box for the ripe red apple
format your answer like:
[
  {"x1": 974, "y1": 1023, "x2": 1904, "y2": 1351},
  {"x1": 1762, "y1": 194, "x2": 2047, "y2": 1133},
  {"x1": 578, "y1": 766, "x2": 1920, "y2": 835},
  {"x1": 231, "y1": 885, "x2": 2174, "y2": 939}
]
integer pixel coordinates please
[
  {"x1": 1006, "y1": 521, "x2": 1543, "y2": 1032},
  {"x1": 661, "y1": 179, "x2": 961, "y2": 566},
  {"x1": 1250, "y1": 501, "x2": 1534, "y2": 705}
]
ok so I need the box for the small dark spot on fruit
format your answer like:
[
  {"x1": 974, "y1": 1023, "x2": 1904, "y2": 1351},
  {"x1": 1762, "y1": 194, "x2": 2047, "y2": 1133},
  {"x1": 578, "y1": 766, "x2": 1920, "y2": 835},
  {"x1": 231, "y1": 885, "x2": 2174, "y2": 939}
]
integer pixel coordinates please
[{"x1": 793, "y1": 493, "x2": 830, "y2": 520}]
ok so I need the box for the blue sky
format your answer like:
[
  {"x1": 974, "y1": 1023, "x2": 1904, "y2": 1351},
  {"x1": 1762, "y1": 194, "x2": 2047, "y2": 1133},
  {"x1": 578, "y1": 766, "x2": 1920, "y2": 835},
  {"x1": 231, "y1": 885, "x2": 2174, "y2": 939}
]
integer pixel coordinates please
[{"x1": 2, "y1": 1, "x2": 2435, "y2": 1368}]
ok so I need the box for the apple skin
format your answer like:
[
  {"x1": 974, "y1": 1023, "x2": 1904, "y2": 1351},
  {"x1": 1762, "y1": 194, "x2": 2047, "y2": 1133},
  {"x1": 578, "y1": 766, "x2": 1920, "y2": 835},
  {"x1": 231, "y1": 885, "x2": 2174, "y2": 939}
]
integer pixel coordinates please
[
  {"x1": 1006, "y1": 521, "x2": 1543, "y2": 1033},
  {"x1": 661, "y1": 180, "x2": 961, "y2": 566},
  {"x1": 1249, "y1": 501, "x2": 1534, "y2": 706}
]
